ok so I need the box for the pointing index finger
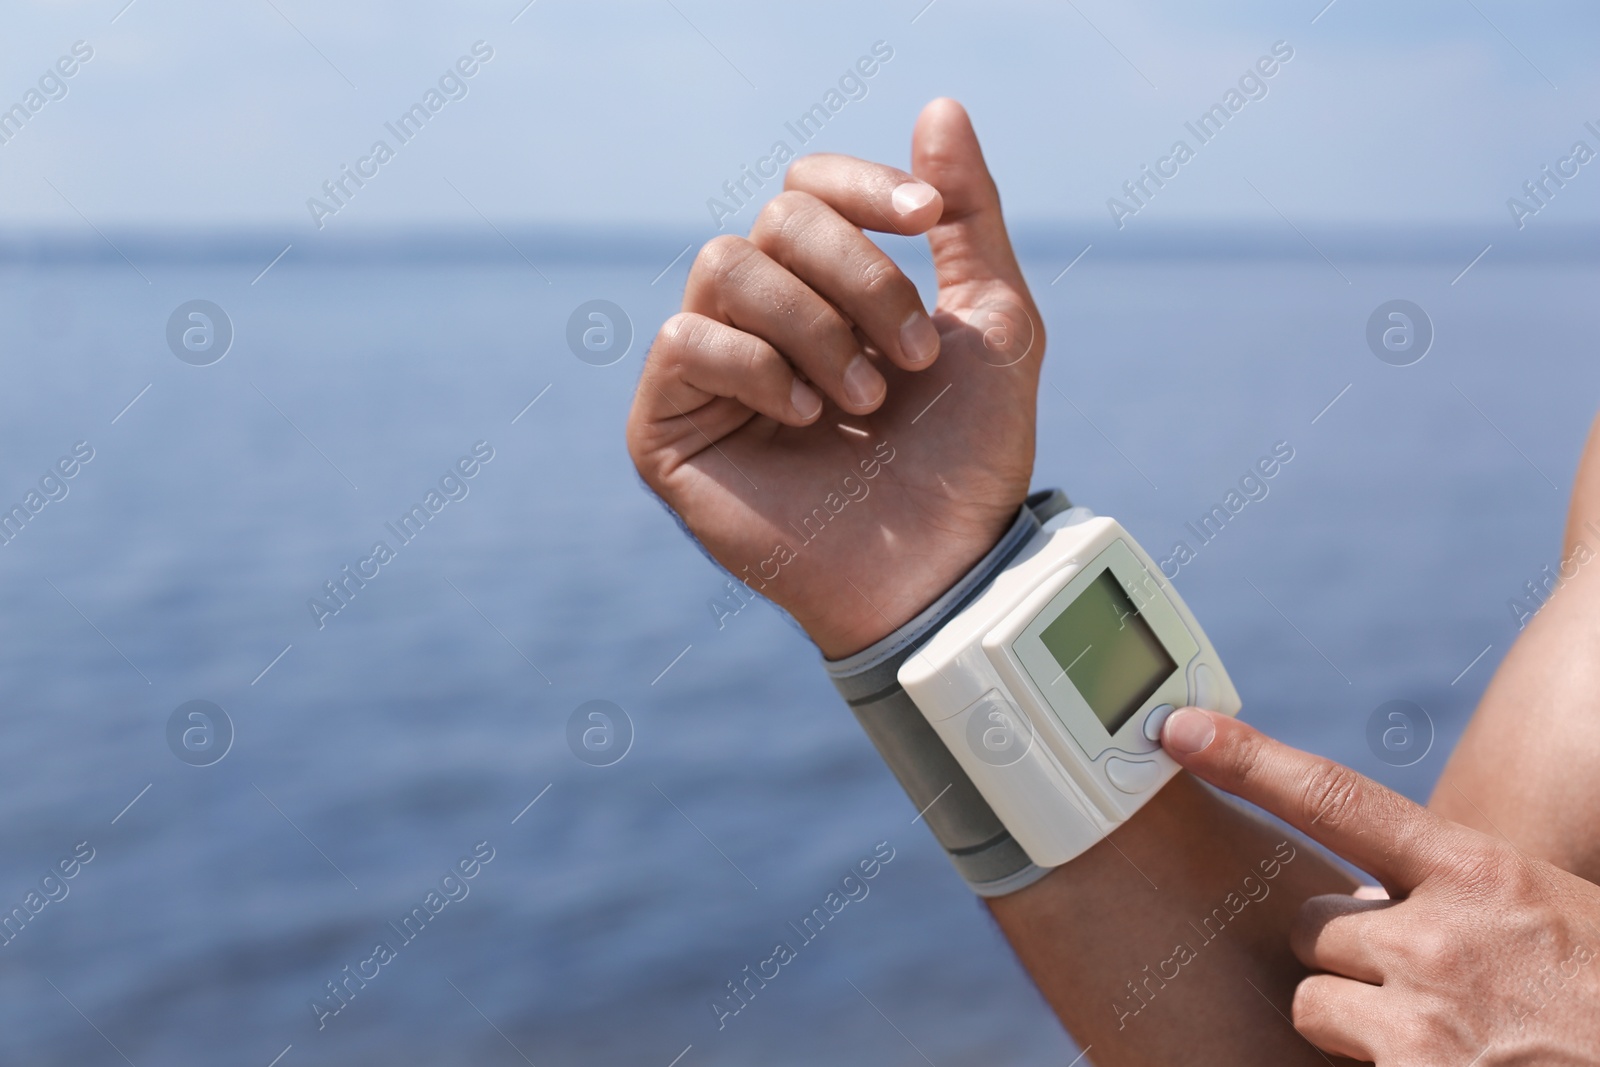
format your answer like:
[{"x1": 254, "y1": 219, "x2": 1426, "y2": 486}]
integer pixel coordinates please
[
  {"x1": 1161, "y1": 708, "x2": 1455, "y2": 895},
  {"x1": 783, "y1": 153, "x2": 944, "y2": 236}
]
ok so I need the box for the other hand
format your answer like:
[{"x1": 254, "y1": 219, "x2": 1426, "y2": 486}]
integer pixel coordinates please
[{"x1": 1162, "y1": 707, "x2": 1600, "y2": 1064}]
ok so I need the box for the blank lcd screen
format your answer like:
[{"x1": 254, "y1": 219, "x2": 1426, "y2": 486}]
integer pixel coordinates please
[{"x1": 1038, "y1": 569, "x2": 1177, "y2": 734}]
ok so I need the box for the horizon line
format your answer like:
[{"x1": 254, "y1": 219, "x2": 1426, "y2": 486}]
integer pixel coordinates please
[{"x1": 0, "y1": 221, "x2": 1585, "y2": 264}]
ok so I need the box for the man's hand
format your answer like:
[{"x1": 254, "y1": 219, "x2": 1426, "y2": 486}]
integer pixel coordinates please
[
  {"x1": 1161, "y1": 707, "x2": 1600, "y2": 1064},
  {"x1": 626, "y1": 98, "x2": 1043, "y2": 657}
]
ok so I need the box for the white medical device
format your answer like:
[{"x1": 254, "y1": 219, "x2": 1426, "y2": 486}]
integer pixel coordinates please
[{"x1": 898, "y1": 508, "x2": 1241, "y2": 868}]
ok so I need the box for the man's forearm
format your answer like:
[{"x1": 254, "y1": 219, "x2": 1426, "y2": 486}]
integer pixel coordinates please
[
  {"x1": 987, "y1": 774, "x2": 1361, "y2": 1066},
  {"x1": 1431, "y1": 412, "x2": 1600, "y2": 883}
]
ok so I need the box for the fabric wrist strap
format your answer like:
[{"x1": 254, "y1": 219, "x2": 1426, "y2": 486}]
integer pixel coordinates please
[{"x1": 823, "y1": 489, "x2": 1072, "y2": 898}]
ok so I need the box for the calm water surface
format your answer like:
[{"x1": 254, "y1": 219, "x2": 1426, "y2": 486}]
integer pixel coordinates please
[{"x1": 0, "y1": 241, "x2": 1586, "y2": 1064}]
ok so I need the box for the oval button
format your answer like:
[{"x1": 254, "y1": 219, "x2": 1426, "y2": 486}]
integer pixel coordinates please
[
  {"x1": 1143, "y1": 703, "x2": 1176, "y2": 742},
  {"x1": 1104, "y1": 756, "x2": 1163, "y2": 794}
]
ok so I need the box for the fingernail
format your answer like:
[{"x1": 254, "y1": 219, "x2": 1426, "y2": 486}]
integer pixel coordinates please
[
  {"x1": 842, "y1": 354, "x2": 886, "y2": 409},
  {"x1": 790, "y1": 378, "x2": 822, "y2": 420},
  {"x1": 899, "y1": 310, "x2": 940, "y2": 365},
  {"x1": 1163, "y1": 708, "x2": 1215, "y2": 755},
  {"x1": 891, "y1": 181, "x2": 937, "y2": 215}
]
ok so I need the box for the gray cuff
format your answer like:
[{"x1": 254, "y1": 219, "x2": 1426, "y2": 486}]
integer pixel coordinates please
[{"x1": 825, "y1": 490, "x2": 1071, "y2": 897}]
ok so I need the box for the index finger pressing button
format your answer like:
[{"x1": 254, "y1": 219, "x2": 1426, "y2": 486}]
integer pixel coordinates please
[{"x1": 1162, "y1": 709, "x2": 1460, "y2": 895}]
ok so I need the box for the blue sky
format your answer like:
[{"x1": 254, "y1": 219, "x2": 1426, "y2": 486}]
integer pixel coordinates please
[{"x1": 2, "y1": 0, "x2": 1598, "y2": 233}]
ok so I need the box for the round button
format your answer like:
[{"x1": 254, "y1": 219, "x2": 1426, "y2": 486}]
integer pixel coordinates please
[
  {"x1": 1192, "y1": 663, "x2": 1219, "y2": 711},
  {"x1": 1143, "y1": 703, "x2": 1176, "y2": 742},
  {"x1": 1104, "y1": 756, "x2": 1163, "y2": 795}
]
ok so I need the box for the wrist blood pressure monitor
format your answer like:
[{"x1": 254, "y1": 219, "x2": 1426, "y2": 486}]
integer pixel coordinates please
[{"x1": 826, "y1": 490, "x2": 1240, "y2": 896}]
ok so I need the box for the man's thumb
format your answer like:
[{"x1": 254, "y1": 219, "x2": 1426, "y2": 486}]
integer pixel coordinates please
[{"x1": 911, "y1": 98, "x2": 1027, "y2": 294}]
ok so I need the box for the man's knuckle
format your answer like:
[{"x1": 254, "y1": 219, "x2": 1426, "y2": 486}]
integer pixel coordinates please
[
  {"x1": 800, "y1": 304, "x2": 850, "y2": 351},
  {"x1": 696, "y1": 235, "x2": 753, "y2": 288},
  {"x1": 624, "y1": 421, "x2": 653, "y2": 475},
  {"x1": 623, "y1": 401, "x2": 667, "y2": 480},
  {"x1": 1500, "y1": 853, "x2": 1546, "y2": 901},
  {"x1": 1289, "y1": 979, "x2": 1328, "y2": 1033},
  {"x1": 1452, "y1": 843, "x2": 1500, "y2": 886},
  {"x1": 1364, "y1": 914, "x2": 1403, "y2": 957},
  {"x1": 1408, "y1": 998, "x2": 1465, "y2": 1046},
  {"x1": 856, "y1": 256, "x2": 906, "y2": 303},
  {"x1": 1455, "y1": 841, "x2": 1533, "y2": 905},
  {"x1": 659, "y1": 314, "x2": 723, "y2": 373},
  {"x1": 1346, "y1": 915, "x2": 1381, "y2": 964},
  {"x1": 782, "y1": 155, "x2": 824, "y2": 188},
  {"x1": 1299, "y1": 761, "x2": 1366, "y2": 831},
  {"x1": 657, "y1": 312, "x2": 699, "y2": 354},
  {"x1": 1226, "y1": 732, "x2": 1269, "y2": 788},
  {"x1": 1403, "y1": 925, "x2": 1460, "y2": 974},
  {"x1": 736, "y1": 334, "x2": 772, "y2": 385},
  {"x1": 757, "y1": 190, "x2": 819, "y2": 241}
]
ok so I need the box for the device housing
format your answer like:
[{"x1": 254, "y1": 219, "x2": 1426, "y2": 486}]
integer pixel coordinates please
[{"x1": 898, "y1": 511, "x2": 1242, "y2": 867}]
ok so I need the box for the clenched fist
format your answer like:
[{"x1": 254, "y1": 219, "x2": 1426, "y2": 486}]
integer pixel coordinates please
[{"x1": 627, "y1": 99, "x2": 1045, "y2": 657}]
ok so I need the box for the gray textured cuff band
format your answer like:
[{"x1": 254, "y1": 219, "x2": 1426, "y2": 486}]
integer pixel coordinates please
[{"x1": 824, "y1": 489, "x2": 1072, "y2": 897}]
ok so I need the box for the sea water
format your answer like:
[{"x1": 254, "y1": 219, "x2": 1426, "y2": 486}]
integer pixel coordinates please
[{"x1": 0, "y1": 234, "x2": 1586, "y2": 1064}]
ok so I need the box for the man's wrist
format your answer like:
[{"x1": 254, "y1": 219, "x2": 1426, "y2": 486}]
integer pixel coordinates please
[
  {"x1": 820, "y1": 489, "x2": 1074, "y2": 898},
  {"x1": 801, "y1": 540, "x2": 1006, "y2": 659},
  {"x1": 799, "y1": 511, "x2": 1022, "y2": 659},
  {"x1": 820, "y1": 490, "x2": 1073, "y2": 672}
]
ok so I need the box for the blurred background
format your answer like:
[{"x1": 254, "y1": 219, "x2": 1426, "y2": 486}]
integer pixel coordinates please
[{"x1": 2, "y1": 1, "x2": 1597, "y2": 1063}]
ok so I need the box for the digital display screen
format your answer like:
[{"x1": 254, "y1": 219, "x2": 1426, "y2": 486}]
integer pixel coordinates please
[{"x1": 1038, "y1": 569, "x2": 1177, "y2": 734}]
